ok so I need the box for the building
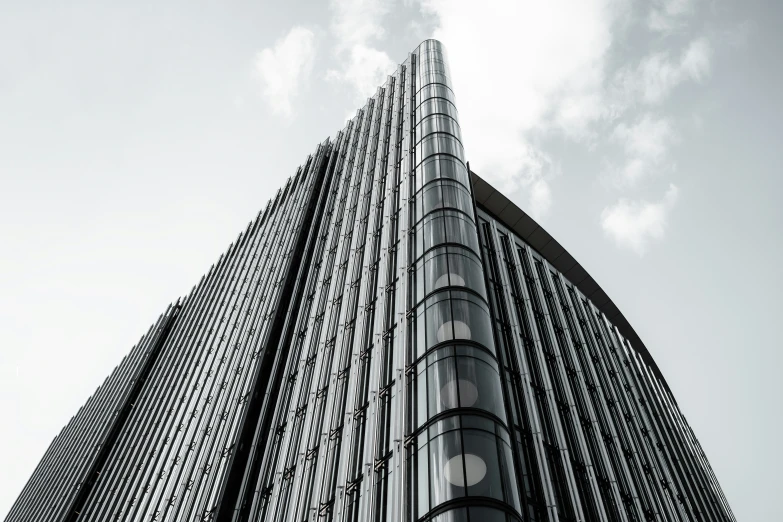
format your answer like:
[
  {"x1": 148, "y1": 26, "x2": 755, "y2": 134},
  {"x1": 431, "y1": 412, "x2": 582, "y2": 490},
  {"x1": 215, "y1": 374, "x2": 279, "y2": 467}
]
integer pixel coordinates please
[{"x1": 5, "y1": 40, "x2": 735, "y2": 522}]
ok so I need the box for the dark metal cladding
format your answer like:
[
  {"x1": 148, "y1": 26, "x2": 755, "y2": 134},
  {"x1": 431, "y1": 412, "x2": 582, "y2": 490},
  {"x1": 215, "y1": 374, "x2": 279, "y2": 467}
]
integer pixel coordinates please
[
  {"x1": 5, "y1": 40, "x2": 734, "y2": 522},
  {"x1": 475, "y1": 205, "x2": 735, "y2": 522}
]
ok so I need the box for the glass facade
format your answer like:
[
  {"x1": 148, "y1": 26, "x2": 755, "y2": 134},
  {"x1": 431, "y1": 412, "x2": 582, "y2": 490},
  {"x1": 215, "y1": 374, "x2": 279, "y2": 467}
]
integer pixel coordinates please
[{"x1": 5, "y1": 40, "x2": 734, "y2": 522}]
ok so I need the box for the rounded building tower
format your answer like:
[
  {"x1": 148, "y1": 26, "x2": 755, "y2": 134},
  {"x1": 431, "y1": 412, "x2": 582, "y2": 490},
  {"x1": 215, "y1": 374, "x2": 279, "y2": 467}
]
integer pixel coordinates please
[
  {"x1": 4, "y1": 40, "x2": 735, "y2": 522},
  {"x1": 407, "y1": 40, "x2": 523, "y2": 522}
]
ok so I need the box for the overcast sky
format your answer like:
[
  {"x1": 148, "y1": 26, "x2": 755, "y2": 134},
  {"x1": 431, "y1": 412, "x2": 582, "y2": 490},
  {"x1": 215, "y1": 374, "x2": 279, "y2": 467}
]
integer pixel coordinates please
[{"x1": 1, "y1": 0, "x2": 780, "y2": 520}]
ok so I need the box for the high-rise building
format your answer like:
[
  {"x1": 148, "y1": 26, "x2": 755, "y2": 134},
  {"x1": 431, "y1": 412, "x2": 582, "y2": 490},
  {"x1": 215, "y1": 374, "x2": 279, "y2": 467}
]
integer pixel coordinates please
[{"x1": 6, "y1": 40, "x2": 734, "y2": 522}]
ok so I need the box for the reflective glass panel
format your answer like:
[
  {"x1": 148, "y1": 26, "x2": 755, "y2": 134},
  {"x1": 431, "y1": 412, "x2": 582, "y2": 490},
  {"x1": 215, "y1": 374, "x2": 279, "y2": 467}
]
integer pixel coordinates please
[
  {"x1": 469, "y1": 507, "x2": 508, "y2": 522},
  {"x1": 415, "y1": 246, "x2": 487, "y2": 302},
  {"x1": 416, "y1": 83, "x2": 456, "y2": 107},
  {"x1": 416, "y1": 155, "x2": 470, "y2": 192},
  {"x1": 431, "y1": 508, "x2": 468, "y2": 522},
  {"x1": 417, "y1": 446, "x2": 430, "y2": 518},
  {"x1": 415, "y1": 346, "x2": 506, "y2": 428},
  {"x1": 429, "y1": 431, "x2": 464, "y2": 510},
  {"x1": 415, "y1": 211, "x2": 479, "y2": 260},
  {"x1": 417, "y1": 98, "x2": 459, "y2": 124},
  {"x1": 415, "y1": 180, "x2": 473, "y2": 223},
  {"x1": 415, "y1": 291, "x2": 495, "y2": 358},
  {"x1": 417, "y1": 133, "x2": 465, "y2": 164},
  {"x1": 462, "y1": 429, "x2": 503, "y2": 500},
  {"x1": 417, "y1": 114, "x2": 462, "y2": 144},
  {"x1": 415, "y1": 416, "x2": 519, "y2": 517},
  {"x1": 499, "y1": 437, "x2": 522, "y2": 511}
]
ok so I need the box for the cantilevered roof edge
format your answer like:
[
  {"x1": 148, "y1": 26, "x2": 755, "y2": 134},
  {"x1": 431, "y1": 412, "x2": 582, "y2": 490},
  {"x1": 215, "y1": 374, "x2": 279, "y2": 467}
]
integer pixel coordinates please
[{"x1": 470, "y1": 170, "x2": 673, "y2": 398}]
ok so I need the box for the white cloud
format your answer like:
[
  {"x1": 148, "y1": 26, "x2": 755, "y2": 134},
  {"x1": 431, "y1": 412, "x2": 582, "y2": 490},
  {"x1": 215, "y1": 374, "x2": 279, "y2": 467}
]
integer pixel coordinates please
[
  {"x1": 419, "y1": 0, "x2": 621, "y2": 219},
  {"x1": 725, "y1": 19, "x2": 754, "y2": 49},
  {"x1": 610, "y1": 114, "x2": 676, "y2": 185},
  {"x1": 326, "y1": 43, "x2": 395, "y2": 100},
  {"x1": 529, "y1": 178, "x2": 553, "y2": 220},
  {"x1": 255, "y1": 27, "x2": 316, "y2": 118},
  {"x1": 328, "y1": 0, "x2": 395, "y2": 100},
  {"x1": 614, "y1": 37, "x2": 712, "y2": 106},
  {"x1": 599, "y1": 37, "x2": 708, "y2": 195},
  {"x1": 331, "y1": 0, "x2": 390, "y2": 51},
  {"x1": 601, "y1": 184, "x2": 679, "y2": 255},
  {"x1": 680, "y1": 37, "x2": 711, "y2": 80},
  {"x1": 648, "y1": 0, "x2": 696, "y2": 33},
  {"x1": 614, "y1": 115, "x2": 673, "y2": 160}
]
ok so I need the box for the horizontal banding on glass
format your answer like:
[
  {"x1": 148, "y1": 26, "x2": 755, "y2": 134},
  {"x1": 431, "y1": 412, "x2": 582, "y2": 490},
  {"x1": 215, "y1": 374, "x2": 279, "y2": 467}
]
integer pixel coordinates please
[
  {"x1": 423, "y1": 506, "x2": 521, "y2": 522},
  {"x1": 415, "y1": 155, "x2": 470, "y2": 193},
  {"x1": 417, "y1": 98, "x2": 459, "y2": 126},
  {"x1": 417, "y1": 39, "x2": 446, "y2": 54},
  {"x1": 414, "y1": 210, "x2": 480, "y2": 260},
  {"x1": 416, "y1": 83, "x2": 456, "y2": 108},
  {"x1": 417, "y1": 57, "x2": 451, "y2": 85},
  {"x1": 415, "y1": 415, "x2": 521, "y2": 518},
  {"x1": 417, "y1": 74, "x2": 451, "y2": 92},
  {"x1": 418, "y1": 60, "x2": 450, "y2": 81},
  {"x1": 417, "y1": 49, "x2": 448, "y2": 66},
  {"x1": 416, "y1": 133, "x2": 465, "y2": 165},
  {"x1": 414, "y1": 180, "x2": 474, "y2": 225},
  {"x1": 414, "y1": 290, "x2": 494, "y2": 359},
  {"x1": 415, "y1": 345, "x2": 506, "y2": 429},
  {"x1": 416, "y1": 114, "x2": 463, "y2": 146},
  {"x1": 414, "y1": 245, "x2": 487, "y2": 303}
]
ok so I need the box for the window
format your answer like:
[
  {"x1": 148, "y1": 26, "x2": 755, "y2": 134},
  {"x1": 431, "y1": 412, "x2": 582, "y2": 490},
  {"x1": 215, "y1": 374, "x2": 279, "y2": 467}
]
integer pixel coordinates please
[
  {"x1": 415, "y1": 154, "x2": 470, "y2": 192},
  {"x1": 416, "y1": 100, "x2": 460, "y2": 129},
  {"x1": 415, "y1": 83, "x2": 456, "y2": 108},
  {"x1": 415, "y1": 415, "x2": 521, "y2": 518},
  {"x1": 425, "y1": 506, "x2": 517, "y2": 522},
  {"x1": 414, "y1": 246, "x2": 487, "y2": 303},
  {"x1": 417, "y1": 114, "x2": 462, "y2": 145},
  {"x1": 415, "y1": 346, "x2": 506, "y2": 428},
  {"x1": 414, "y1": 290, "x2": 495, "y2": 359},
  {"x1": 414, "y1": 180, "x2": 473, "y2": 224},
  {"x1": 414, "y1": 210, "x2": 480, "y2": 260},
  {"x1": 416, "y1": 133, "x2": 465, "y2": 165},
  {"x1": 417, "y1": 70, "x2": 451, "y2": 93}
]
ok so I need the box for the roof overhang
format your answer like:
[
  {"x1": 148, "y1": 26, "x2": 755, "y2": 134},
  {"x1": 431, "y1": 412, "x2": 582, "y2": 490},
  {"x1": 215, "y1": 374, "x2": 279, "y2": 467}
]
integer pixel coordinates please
[{"x1": 470, "y1": 170, "x2": 672, "y2": 397}]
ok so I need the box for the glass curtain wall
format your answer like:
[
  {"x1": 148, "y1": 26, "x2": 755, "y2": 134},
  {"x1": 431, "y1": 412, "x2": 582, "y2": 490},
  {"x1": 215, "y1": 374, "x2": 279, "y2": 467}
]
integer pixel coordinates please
[
  {"x1": 476, "y1": 208, "x2": 736, "y2": 522},
  {"x1": 4, "y1": 39, "x2": 736, "y2": 522},
  {"x1": 407, "y1": 40, "x2": 523, "y2": 522}
]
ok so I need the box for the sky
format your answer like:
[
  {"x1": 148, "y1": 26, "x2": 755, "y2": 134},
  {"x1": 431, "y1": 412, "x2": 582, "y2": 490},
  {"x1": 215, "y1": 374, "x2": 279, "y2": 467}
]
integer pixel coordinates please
[{"x1": 0, "y1": 0, "x2": 780, "y2": 520}]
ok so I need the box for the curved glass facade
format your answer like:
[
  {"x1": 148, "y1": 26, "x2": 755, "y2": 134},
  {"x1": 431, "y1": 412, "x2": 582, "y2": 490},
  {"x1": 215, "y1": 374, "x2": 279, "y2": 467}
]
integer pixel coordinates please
[
  {"x1": 414, "y1": 346, "x2": 506, "y2": 428},
  {"x1": 6, "y1": 40, "x2": 735, "y2": 522},
  {"x1": 409, "y1": 40, "x2": 522, "y2": 522}
]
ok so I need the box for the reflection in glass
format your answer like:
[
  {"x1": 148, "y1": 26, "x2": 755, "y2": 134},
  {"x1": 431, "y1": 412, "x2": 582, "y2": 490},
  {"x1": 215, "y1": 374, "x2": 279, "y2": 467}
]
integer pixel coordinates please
[
  {"x1": 416, "y1": 82, "x2": 456, "y2": 107},
  {"x1": 417, "y1": 133, "x2": 465, "y2": 164},
  {"x1": 445, "y1": 454, "x2": 487, "y2": 487},
  {"x1": 499, "y1": 439, "x2": 522, "y2": 511},
  {"x1": 436, "y1": 319, "x2": 471, "y2": 343},
  {"x1": 434, "y1": 272, "x2": 465, "y2": 288},
  {"x1": 416, "y1": 347, "x2": 507, "y2": 429},
  {"x1": 417, "y1": 446, "x2": 430, "y2": 518},
  {"x1": 416, "y1": 416, "x2": 520, "y2": 517},
  {"x1": 469, "y1": 507, "x2": 508, "y2": 522},
  {"x1": 463, "y1": 430, "x2": 503, "y2": 500},
  {"x1": 440, "y1": 379, "x2": 478, "y2": 408},
  {"x1": 429, "y1": 431, "x2": 462, "y2": 509},
  {"x1": 416, "y1": 98, "x2": 459, "y2": 125},
  {"x1": 415, "y1": 291, "x2": 495, "y2": 358},
  {"x1": 418, "y1": 114, "x2": 462, "y2": 143},
  {"x1": 415, "y1": 213, "x2": 480, "y2": 266},
  {"x1": 416, "y1": 179, "x2": 473, "y2": 223},
  {"x1": 415, "y1": 246, "x2": 487, "y2": 303},
  {"x1": 416, "y1": 155, "x2": 470, "y2": 192},
  {"x1": 431, "y1": 507, "x2": 469, "y2": 522}
]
